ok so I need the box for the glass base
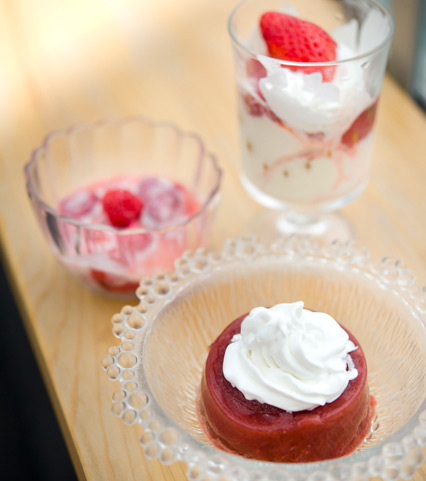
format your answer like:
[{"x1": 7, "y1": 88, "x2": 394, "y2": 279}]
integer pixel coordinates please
[
  {"x1": 248, "y1": 209, "x2": 355, "y2": 244},
  {"x1": 241, "y1": 173, "x2": 367, "y2": 213}
]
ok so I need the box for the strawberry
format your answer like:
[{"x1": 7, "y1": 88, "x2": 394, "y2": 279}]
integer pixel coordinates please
[
  {"x1": 242, "y1": 93, "x2": 285, "y2": 128},
  {"x1": 102, "y1": 189, "x2": 143, "y2": 228},
  {"x1": 341, "y1": 101, "x2": 378, "y2": 148},
  {"x1": 90, "y1": 268, "x2": 139, "y2": 293},
  {"x1": 246, "y1": 58, "x2": 267, "y2": 82},
  {"x1": 175, "y1": 183, "x2": 200, "y2": 216},
  {"x1": 246, "y1": 58, "x2": 267, "y2": 100},
  {"x1": 260, "y1": 12, "x2": 337, "y2": 81},
  {"x1": 242, "y1": 93, "x2": 265, "y2": 117}
]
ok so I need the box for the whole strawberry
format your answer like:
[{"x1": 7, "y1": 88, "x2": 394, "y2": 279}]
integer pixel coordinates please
[
  {"x1": 102, "y1": 189, "x2": 143, "y2": 228},
  {"x1": 260, "y1": 12, "x2": 337, "y2": 81}
]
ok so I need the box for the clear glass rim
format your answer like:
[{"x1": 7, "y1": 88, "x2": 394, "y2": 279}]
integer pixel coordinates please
[
  {"x1": 24, "y1": 116, "x2": 223, "y2": 235},
  {"x1": 227, "y1": 0, "x2": 394, "y2": 67},
  {"x1": 103, "y1": 236, "x2": 426, "y2": 479}
]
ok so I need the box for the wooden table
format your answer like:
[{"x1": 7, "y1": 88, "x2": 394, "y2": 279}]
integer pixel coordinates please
[{"x1": 1, "y1": 1, "x2": 425, "y2": 480}]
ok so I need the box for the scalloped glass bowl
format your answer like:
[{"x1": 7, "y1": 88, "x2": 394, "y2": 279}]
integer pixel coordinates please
[
  {"x1": 24, "y1": 118, "x2": 222, "y2": 296},
  {"x1": 102, "y1": 236, "x2": 426, "y2": 480}
]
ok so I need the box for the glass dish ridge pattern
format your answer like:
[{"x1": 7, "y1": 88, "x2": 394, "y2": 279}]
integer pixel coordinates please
[
  {"x1": 24, "y1": 117, "x2": 222, "y2": 295},
  {"x1": 102, "y1": 235, "x2": 426, "y2": 481}
]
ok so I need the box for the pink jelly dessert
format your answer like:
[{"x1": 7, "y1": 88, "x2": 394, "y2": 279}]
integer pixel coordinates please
[
  {"x1": 199, "y1": 307, "x2": 375, "y2": 462},
  {"x1": 58, "y1": 175, "x2": 201, "y2": 293}
]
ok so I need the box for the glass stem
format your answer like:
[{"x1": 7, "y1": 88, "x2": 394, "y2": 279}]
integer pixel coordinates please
[{"x1": 285, "y1": 210, "x2": 321, "y2": 227}]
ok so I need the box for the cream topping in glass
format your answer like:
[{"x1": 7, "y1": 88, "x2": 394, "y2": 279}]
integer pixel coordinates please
[{"x1": 257, "y1": 45, "x2": 371, "y2": 137}]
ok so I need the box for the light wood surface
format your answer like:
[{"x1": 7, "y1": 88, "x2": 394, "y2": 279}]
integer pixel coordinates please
[{"x1": 0, "y1": 1, "x2": 426, "y2": 480}]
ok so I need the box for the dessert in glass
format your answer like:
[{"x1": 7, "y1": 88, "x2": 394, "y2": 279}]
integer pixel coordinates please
[
  {"x1": 25, "y1": 118, "x2": 222, "y2": 296},
  {"x1": 103, "y1": 236, "x2": 426, "y2": 480},
  {"x1": 228, "y1": 0, "x2": 394, "y2": 240},
  {"x1": 199, "y1": 302, "x2": 375, "y2": 462}
]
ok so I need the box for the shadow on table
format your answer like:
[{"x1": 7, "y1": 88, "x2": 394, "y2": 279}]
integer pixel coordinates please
[{"x1": 0, "y1": 263, "x2": 77, "y2": 481}]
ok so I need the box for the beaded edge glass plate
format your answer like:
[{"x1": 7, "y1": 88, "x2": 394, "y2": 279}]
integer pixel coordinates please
[{"x1": 102, "y1": 235, "x2": 426, "y2": 481}]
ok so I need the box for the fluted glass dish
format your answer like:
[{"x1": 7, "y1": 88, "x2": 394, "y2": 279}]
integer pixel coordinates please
[
  {"x1": 24, "y1": 118, "x2": 222, "y2": 296},
  {"x1": 102, "y1": 236, "x2": 426, "y2": 480}
]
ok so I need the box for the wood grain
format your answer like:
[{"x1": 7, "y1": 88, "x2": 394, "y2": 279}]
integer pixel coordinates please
[{"x1": 0, "y1": 1, "x2": 426, "y2": 480}]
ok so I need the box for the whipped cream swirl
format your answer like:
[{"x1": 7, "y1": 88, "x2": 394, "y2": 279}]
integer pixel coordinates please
[
  {"x1": 257, "y1": 44, "x2": 372, "y2": 137},
  {"x1": 223, "y1": 302, "x2": 358, "y2": 412},
  {"x1": 249, "y1": 9, "x2": 385, "y2": 137}
]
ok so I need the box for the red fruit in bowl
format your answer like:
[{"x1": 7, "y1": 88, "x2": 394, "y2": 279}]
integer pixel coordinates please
[
  {"x1": 113, "y1": 232, "x2": 154, "y2": 266},
  {"x1": 138, "y1": 176, "x2": 174, "y2": 202},
  {"x1": 145, "y1": 189, "x2": 184, "y2": 225},
  {"x1": 59, "y1": 190, "x2": 98, "y2": 219},
  {"x1": 89, "y1": 268, "x2": 139, "y2": 293},
  {"x1": 341, "y1": 101, "x2": 378, "y2": 148},
  {"x1": 102, "y1": 189, "x2": 143, "y2": 228},
  {"x1": 139, "y1": 176, "x2": 198, "y2": 227},
  {"x1": 260, "y1": 12, "x2": 337, "y2": 81},
  {"x1": 176, "y1": 183, "x2": 200, "y2": 216}
]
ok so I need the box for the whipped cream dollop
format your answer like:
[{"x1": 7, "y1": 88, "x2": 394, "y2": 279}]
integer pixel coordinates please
[
  {"x1": 223, "y1": 302, "x2": 358, "y2": 412},
  {"x1": 257, "y1": 43, "x2": 371, "y2": 137},
  {"x1": 247, "y1": 8, "x2": 387, "y2": 137}
]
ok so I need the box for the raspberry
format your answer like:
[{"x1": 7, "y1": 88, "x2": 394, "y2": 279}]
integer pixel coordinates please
[{"x1": 102, "y1": 189, "x2": 143, "y2": 228}]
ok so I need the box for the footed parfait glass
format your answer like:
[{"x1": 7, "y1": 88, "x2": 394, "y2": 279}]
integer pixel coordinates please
[{"x1": 228, "y1": 0, "x2": 393, "y2": 240}]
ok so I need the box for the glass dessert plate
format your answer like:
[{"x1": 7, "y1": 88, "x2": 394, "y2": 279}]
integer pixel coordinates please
[{"x1": 102, "y1": 236, "x2": 426, "y2": 481}]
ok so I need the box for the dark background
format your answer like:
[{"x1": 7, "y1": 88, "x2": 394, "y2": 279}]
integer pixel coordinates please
[{"x1": 0, "y1": 262, "x2": 78, "y2": 481}]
